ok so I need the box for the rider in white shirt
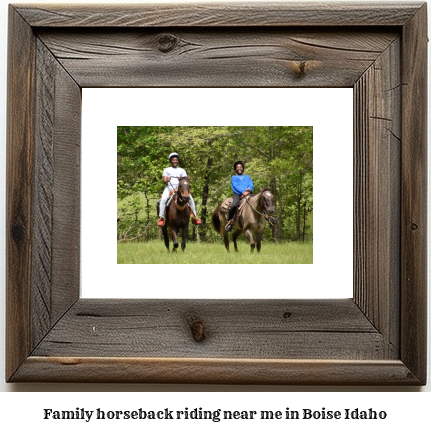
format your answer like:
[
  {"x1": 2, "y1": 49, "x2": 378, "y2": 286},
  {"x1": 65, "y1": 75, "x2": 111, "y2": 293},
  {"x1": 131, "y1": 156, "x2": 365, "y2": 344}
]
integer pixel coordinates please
[{"x1": 157, "y1": 153, "x2": 202, "y2": 227}]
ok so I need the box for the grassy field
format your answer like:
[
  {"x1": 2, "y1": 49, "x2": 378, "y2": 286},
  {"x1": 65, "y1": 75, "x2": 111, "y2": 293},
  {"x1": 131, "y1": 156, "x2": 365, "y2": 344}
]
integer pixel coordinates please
[{"x1": 117, "y1": 240, "x2": 312, "y2": 264}]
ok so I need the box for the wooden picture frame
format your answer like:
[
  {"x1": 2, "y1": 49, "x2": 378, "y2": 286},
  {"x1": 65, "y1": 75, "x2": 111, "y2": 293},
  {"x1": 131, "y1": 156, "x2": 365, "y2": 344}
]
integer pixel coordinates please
[{"x1": 6, "y1": 2, "x2": 427, "y2": 385}]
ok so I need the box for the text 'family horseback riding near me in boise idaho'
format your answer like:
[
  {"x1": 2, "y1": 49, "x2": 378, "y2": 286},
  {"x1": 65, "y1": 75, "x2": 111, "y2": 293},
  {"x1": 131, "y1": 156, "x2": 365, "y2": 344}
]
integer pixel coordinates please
[{"x1": 42, "y1": 407, "x2": 387, "y2": 422}]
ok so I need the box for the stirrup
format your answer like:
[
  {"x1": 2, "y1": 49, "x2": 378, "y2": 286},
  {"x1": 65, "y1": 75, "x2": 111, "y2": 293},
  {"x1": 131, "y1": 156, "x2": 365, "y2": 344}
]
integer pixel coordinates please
[
  {"x1": 225, "y1": 220, "x2": 233, "y2": 231},
  {"x1": 157, "y1": 217, "x2": 165, "y2": 227}
]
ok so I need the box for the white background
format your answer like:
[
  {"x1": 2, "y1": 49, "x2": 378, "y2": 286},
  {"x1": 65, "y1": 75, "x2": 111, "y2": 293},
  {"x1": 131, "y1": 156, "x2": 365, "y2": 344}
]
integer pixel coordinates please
[
  {"x1": 0, "y1": 0, "x2": 430, "y2": 421},
  {"x1": 81, "y1": 88, "x2": 353, "y2": 299}
]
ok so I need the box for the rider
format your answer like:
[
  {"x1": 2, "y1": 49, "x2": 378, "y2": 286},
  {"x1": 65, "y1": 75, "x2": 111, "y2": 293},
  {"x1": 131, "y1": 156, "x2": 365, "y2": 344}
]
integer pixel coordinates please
[
  {"x1": 225, "y1": 160, "x2": 253, "y2": 231},
  {"x1": 157, "y1": 152, "x2": 202, "y2": 227}
]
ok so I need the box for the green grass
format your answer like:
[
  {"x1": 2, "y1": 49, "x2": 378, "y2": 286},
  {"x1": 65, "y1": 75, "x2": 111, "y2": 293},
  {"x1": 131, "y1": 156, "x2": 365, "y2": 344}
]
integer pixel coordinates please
[{"x1": 117, "y1": 240, "x2": 312, "y2": 264}]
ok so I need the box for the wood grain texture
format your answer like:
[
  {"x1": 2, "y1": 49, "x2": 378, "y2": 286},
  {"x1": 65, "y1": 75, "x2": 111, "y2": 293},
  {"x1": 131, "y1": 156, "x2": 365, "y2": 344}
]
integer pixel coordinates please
[
  {"x1": 30, "y1": 39, "x2": 81, "y2": 351},
  {"x1": 32, "y1": 40, "x2": 56, "y2": 347},
  {"x1": 32, "y1": 299, "x2": 384, "y2": 359},
  {"x1": 400, "y1": 3, "x2": 428, "y2": 384},
  {"x1": 50, "y1": 52, "x2": 81, "y2": 324},
  {"x1": 37, "y1": 29, "x2": 398, "y2": 88},
  {"x1": 6, "y1": 2, "x2": 427, "y2": 385},
  {"x1": 7, "y1": 7, "x2": 82, "y2": 382},
  {"x1": 12, "y1": 357, "x2": 420, "y2": 385},
  {"x1": 6, "y1": 7, "x2": 36, "y2": 381},
  {"x1": 15, "y1": 2, "x2": 423, "y2": 27},
  {"x1": 353, "y1": 38, "x2": 401, "y2": 358}
]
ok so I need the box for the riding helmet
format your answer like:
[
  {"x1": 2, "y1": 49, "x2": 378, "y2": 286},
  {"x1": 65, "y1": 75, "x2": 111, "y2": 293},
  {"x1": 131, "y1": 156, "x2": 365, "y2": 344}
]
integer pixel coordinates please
[
  {"x1": 233, "y1": 160, "x2": 244, "y2": 171},
  {"x1": 169, "y1": 152, "x2": 180, "y2": 161}
]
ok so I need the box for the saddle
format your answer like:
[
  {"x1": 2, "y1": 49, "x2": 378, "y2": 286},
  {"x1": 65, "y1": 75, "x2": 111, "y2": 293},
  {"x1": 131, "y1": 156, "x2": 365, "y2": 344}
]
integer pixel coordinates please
[
  {"x1": 220, "y1": 195, "x2": 250, "y2": 217},
  {"x1": 156, "y1": 192, "x2": 177, "y2": 216},
  {"x1": 162, "y1": 190, "x2": 191, "y2": 214},
  {"x1": 220, "y1": 197, "x2": 232, "y2": 213},
  {"x1": 166, "y1": 190, "x2": 177, "y2": 209}
]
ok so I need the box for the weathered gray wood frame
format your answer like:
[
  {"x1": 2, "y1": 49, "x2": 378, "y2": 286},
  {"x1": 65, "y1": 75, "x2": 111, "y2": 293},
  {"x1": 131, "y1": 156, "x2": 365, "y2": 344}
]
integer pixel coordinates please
[{"x1": 6, "y1": 2, "x2": 427, "y2": 384}]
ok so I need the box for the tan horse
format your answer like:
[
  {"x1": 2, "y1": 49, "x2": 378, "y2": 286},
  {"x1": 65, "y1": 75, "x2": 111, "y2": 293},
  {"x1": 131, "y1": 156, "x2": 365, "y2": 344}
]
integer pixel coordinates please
[{"x1": 211, "y1": 188, "x2": 276, "y2": 253}]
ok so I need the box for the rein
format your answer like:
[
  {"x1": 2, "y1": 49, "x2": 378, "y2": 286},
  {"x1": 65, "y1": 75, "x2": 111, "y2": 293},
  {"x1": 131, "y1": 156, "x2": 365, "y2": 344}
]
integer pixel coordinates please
[
  {"x1": 245, "y1": 195, "x2": 265, "y2": 216},
  {"x1": 245, "y1": 194, "x2": 277, "y2": 226},
  {"x1": 169, "y1": 177, "x2": 189, "y2": 208}
]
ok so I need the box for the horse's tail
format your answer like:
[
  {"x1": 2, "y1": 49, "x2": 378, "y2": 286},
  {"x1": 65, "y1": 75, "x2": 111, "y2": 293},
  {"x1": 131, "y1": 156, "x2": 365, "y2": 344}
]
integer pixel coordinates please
[{"x1": 211, "y1": 205, "x2": 222, "y2": 233}]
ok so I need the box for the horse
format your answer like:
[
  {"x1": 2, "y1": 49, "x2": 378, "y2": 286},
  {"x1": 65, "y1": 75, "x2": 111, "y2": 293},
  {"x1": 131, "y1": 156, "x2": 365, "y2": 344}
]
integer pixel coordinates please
[
  {"x1": 211, "y1": 188, "x2": 276, "y2": 253},
  {"x1": 157, "y1": 177, "x2": 192, "y2": 252}
]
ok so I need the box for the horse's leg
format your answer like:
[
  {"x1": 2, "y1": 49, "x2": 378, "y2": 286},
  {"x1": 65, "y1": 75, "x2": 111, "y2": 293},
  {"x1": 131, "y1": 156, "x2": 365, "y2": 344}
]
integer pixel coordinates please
[
  {"x1": 232, "y1": 229, "x2": 241, "y2": 253},
  {"x1": 162, "y1": 226, "x2": 169, "y2": 251},
  {"x1": 256, "y1": 230, "x2": 263, "y2": 253},
  {"x1": 220, "y1": 214, "x2": 230, "y2": 252},
  {"x1": 244, "y1": 228, "x2": 255, "y2": 252},
  {"x1": 171, "y1": 228, "x2": 179, "y2": 251},
  {"x1": 222, "y1": 230, "x2": 230, "y2": 252},
  {"x1": 181, "y1": 225, "x2": 188, "y2": 251}
]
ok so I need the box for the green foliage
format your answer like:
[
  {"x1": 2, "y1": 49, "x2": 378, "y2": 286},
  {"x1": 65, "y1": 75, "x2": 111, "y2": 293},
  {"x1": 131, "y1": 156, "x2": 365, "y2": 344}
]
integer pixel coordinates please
[
  {"x1": 117, "y1": 126, "x2": 174, "y2": 200},
  {"x1": 117, "y1": 126, "x2": 313, "y2": 243}
]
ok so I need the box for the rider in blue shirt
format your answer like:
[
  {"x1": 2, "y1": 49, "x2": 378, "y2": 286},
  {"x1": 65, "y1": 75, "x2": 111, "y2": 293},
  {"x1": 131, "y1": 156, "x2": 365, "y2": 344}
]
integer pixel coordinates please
[{"x1": 225, "y1": 161, "x2": 253, "y2": 231}]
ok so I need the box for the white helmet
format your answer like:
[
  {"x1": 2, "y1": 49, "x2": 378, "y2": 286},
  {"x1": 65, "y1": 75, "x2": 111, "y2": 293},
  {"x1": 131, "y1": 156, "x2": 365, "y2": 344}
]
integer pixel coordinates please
[{"x1": 168, "y1": 152, "x2": 179, "y2": 161}]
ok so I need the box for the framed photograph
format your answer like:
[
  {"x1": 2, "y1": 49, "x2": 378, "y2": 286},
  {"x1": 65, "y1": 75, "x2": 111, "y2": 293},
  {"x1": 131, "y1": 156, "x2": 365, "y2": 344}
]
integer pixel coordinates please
[{"x1": 6, "y1": 2, "x2": 427, "y2": 384}]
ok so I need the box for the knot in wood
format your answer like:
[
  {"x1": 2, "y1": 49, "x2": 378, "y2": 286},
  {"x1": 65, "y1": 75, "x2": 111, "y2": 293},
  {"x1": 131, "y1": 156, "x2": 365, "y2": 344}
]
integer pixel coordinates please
[
  {"x1": 157, "y1": 34, "x2": 178, "y2": 53},
  {"x1": 410, "y1": 223, "x2": 418, "y2": 231},
  {"x1": 288, "y1": 60, "x2": 321, "y2": 79},
  {"x1": 11, "y1": 222, "x2": 26, "y2": 245},
  {"x1": 186, "y1": 314, "x2": 206, "y2": 342},
  {"x1": 294, "y1": 61, "x2": 307, "y2": 78}
]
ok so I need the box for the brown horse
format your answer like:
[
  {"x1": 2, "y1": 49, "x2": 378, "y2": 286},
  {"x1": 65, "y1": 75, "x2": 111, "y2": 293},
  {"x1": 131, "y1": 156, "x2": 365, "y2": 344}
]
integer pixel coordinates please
[
  {"x1": 157, "y1": 177, "x2": 191, "y2": 252},
  {"x1": 212, "y1": 188, "x2": 276, "y2": 253}
]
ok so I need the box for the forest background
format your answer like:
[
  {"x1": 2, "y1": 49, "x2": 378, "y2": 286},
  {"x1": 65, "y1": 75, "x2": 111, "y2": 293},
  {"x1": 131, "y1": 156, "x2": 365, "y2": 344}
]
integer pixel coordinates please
[{"x1": 117, "y1": 126, "x2": 313, "y2": 244}]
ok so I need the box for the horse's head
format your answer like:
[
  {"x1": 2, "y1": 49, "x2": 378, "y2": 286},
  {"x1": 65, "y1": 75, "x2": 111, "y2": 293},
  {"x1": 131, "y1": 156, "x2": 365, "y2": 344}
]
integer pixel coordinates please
[
  {"x1": 259, "y1": 188, "x2": 275, "y2": 215},
  {"x1": 177, "y1": 177, "x2": 191, "y2": 204}
]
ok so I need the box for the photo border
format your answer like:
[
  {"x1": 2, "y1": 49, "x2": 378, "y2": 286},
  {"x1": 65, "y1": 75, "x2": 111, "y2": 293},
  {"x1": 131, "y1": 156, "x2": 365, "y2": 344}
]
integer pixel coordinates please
[{"x1": 6, "y1": 2, "x2": 427, "y2": 384}]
